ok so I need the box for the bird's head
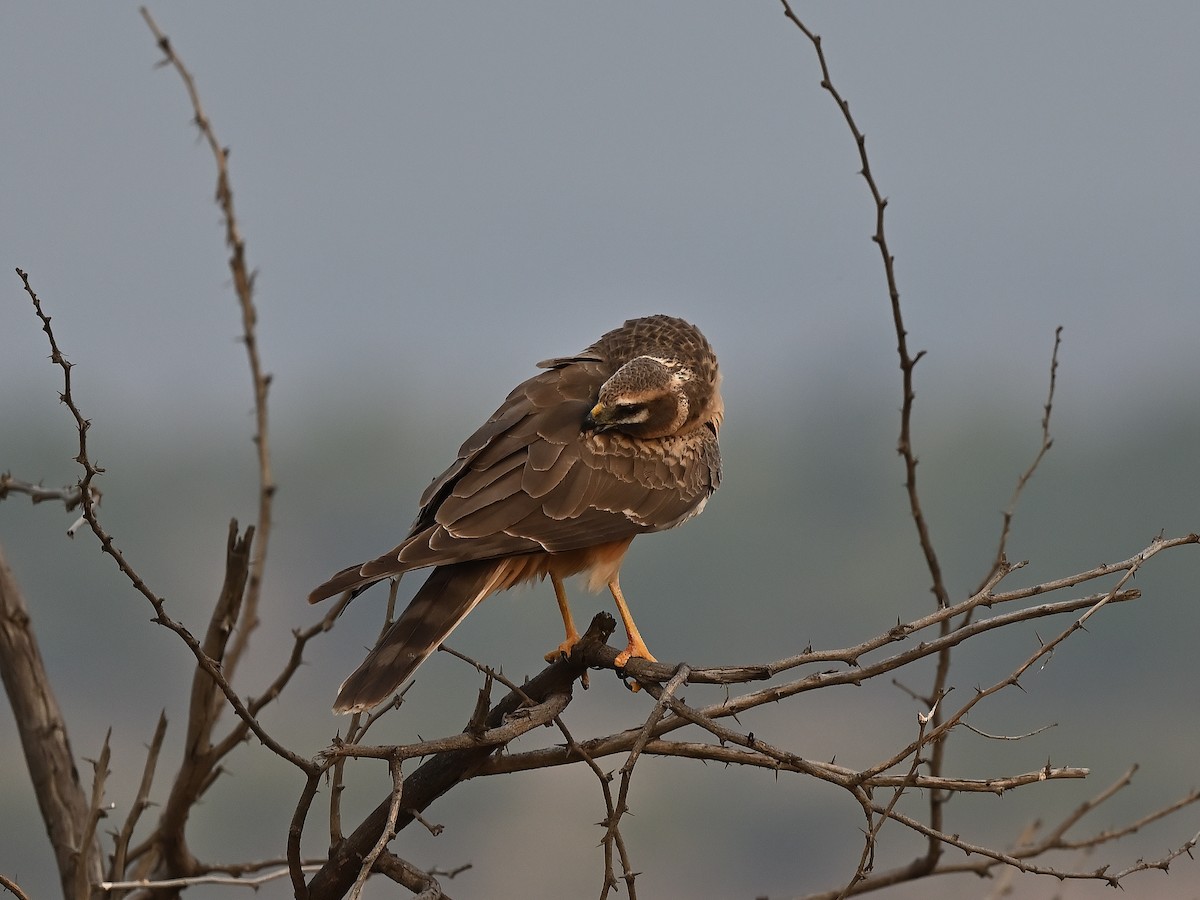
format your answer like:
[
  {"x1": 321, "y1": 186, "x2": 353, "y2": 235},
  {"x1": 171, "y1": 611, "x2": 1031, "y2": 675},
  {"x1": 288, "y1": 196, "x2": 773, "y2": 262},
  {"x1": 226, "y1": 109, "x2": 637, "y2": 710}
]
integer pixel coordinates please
[{"x1": 584, "y1": 355, "x2": 693, "y2": 440}]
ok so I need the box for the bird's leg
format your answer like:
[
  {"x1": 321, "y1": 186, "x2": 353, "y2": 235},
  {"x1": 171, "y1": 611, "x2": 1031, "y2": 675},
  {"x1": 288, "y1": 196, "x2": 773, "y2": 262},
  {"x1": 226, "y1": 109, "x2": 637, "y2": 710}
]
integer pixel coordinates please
[
  {"x1": 610, "y1": 576, "x2": 657, "y2": 671},
  {"x1": 544, "y1": 573, "x2": 582, "y2": 662}
]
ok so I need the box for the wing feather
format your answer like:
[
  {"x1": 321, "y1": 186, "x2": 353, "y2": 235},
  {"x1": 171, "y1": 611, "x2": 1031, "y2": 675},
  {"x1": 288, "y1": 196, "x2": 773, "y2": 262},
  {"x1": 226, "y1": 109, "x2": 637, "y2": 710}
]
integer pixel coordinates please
[
  {"x1": 521, "y1": 440, "x2": 574, "y2": 499},
  {"x1": 450, "y1": 450, "x2": 525, "y2": 499},
  {"x1": 526, "y1": 438, "x2": 565, "y2": 472},
  {"x1": 333, "y1": 352, "x2": 719, "y2": 579}
]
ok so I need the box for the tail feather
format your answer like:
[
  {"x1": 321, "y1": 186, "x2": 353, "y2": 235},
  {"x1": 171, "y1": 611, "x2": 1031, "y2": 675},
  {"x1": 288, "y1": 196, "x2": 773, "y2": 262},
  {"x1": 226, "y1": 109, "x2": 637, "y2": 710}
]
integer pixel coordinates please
[
  {"x1": 307, "y1": 563, "x2": 380, "y2": 605},
  {"x1": 332, "y1": 560, "x2": 504, "y2": 713},
  {"x1": 309, "y1": 542, "x2": 418, "y2": 604}
]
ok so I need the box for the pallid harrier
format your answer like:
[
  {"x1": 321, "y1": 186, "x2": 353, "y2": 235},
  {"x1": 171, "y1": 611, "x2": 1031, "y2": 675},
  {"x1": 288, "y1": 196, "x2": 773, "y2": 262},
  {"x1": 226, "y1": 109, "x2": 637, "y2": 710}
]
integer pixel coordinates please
[{"x1": 309, "y1": 315, "x2": 723, "y2": 713}]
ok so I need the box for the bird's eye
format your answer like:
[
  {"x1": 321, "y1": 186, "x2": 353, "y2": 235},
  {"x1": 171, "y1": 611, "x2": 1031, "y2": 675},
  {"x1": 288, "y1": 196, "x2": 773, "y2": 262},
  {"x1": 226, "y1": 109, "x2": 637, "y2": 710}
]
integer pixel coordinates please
[{"x1": 614, "y1": 403, "x2": 643, "y2": 419}]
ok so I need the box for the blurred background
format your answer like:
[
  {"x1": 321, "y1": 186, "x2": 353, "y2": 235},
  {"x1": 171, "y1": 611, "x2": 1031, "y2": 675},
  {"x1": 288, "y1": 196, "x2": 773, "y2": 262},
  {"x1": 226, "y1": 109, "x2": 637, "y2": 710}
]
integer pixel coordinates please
[{"x1": 2, "y1": 3, "x2": 1198, "y2": 898}]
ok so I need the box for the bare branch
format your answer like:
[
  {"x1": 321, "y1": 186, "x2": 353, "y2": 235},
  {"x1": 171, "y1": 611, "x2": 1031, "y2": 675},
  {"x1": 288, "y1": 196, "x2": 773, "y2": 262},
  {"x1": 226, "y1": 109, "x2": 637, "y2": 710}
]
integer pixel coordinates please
[
  {"x1": 475, "y1": 588, "x2": 1161, "y2": 780},
  {"x1": 78, "y1": 733, "x2": 112, "y2": 900},
  {"x1": 329, "y1": 690, "x2": 569, "y2": 764},
  {"x1": 599, "y1": 665, "x2": 691, "y2": 899},
  {"x1": 778, "y1": 1, "x2": 946, "y2": 611},
  {"x1": 99, "y1": 865, "x2": 324, "y2": 892},
  {"x1": 549, "y1": 715, "x2": 630, "y2": 900},
  {"x1": 14, "y1": 269, "x2": 317, "y2": 777},
  {"x1": 348, "y1": 759, "x2": 406, "y2": 900},
  {"x1": 961, "y1": 721, "x2": 1055, "y2": 741},
  {"x1": 306, "y1": 613, "x2": 615, "y2": 900},
  {"x1": 109, "y1": 712, "x2": 168, "y2": 890},
  {"x1": 979, "y1": 326, "x2": 1063, "y2": 590},
  {"x1": 138, "y1": 6, "x2": 274, "y2": 683},
  {"x1": 0, "y1": 541, "x2": 103, "y2": 899},
  {"x1": 372, "y1": 854, "x2": 451, "y2": 900},
  {"x1": 0, "y1": 473, "x2": 98, "y2": 512},
  {"x1": 0, "y1": 874, "x2": 32, "y2": 900}
]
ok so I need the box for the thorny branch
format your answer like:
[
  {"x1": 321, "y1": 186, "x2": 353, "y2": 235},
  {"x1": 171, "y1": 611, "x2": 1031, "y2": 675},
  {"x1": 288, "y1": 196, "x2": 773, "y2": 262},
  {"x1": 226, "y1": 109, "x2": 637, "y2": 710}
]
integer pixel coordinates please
[
  {"x1": 11, "y1": 274, "x2": 308, "y2": 776},
  {"x1": 779, "y1": 7, "x2": 951, "y2": 874},
  {"x1": 0, "y1": 875, "x2": 31, "y2": 900},
  {"x1": 139, "y1": 6, "x2": 274, "y2": 683},
  {"x1": 980, "y1": 326, "x2": 1063, "y2": 590},
  {"x1": 12, "y1": 267, "x2": 319, "y2": 895},
  {"x1": 0, "y1": 473, "x2": 98, "y2": 516},
  {"x1": 779, "y1": 0, "x2": 946, "y2": 612},
  {"x1": 769, "y1": 8, "x2": 1159, "y2": 897},
  {"x1": 348, "y1": 759, "x2": 407, "y2": 900},
  {"x1": 109, "y1": 712, "x2": 168, "y2": 889},
  {"x1": 9, "y1": 281, "x2": 1200, "y2": 900},
  {"x1": 304, "y1": 613, "x2": 614, "y2": 900}
]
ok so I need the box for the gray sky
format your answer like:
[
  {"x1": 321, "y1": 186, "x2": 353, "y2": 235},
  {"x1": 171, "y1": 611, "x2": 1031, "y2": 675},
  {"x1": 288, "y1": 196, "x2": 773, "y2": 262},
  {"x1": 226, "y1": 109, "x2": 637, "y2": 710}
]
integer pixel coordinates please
[{"x1": 4, "y1": 3, "x2": 1198, "y2": 436}]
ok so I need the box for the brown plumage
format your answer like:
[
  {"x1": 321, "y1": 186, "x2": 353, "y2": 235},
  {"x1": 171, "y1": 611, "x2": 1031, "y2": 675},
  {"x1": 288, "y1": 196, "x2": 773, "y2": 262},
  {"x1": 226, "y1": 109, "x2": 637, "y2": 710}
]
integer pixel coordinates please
[{"x1": 309, "y1": 314, "x2": 723, "y2": 713}]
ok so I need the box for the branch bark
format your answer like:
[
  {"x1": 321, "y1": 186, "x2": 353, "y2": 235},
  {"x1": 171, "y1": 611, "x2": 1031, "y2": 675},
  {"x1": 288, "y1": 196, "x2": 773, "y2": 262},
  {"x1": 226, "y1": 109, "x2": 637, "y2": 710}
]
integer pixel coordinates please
[
  {"x1": 305, "y1": 613, "x2": 614, "y2": 900},
  {"x1": 0, "y1": 543, "x2": 103, "y2": 900}
]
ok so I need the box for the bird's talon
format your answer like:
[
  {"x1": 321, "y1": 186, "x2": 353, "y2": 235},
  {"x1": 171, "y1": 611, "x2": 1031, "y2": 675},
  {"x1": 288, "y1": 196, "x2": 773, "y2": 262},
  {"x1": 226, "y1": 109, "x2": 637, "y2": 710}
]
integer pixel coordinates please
[
  {"x1": 613, "y1": 645, "x2": 656, "y2": 670},
  {"x1": 544, "y1": 635, "x2": 580, "y2": 663},
  {"x1": 615, "y1": 669, "x2": 643, "y2": 693},
  {"x1": 614, "y1": 643, "x2": 656, "y2": 692}
]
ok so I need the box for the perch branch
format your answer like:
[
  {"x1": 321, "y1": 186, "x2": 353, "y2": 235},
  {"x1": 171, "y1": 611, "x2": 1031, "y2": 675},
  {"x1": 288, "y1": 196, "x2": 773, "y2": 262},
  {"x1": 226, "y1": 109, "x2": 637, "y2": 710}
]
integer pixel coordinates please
[{"x1": 305, "y1": 613, "x2": 614, "y2": 900}]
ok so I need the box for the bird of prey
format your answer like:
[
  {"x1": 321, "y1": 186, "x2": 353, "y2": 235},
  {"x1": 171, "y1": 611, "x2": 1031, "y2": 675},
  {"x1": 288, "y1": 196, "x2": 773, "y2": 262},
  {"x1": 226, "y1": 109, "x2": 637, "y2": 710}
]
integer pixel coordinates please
[{"x1": 309, "y1": 314, "x2": 723, "y2": 713}]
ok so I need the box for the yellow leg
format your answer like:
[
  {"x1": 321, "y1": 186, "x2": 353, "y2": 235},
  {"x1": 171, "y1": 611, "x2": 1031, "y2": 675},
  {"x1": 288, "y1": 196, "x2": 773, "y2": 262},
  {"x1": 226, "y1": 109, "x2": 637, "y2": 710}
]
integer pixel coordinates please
[
  {"x1": 544, "y1": 573, "x2": 582, "y2": 662},
  {"x1": 610, "y1": 576, "x2": 657, "y2": 670}
]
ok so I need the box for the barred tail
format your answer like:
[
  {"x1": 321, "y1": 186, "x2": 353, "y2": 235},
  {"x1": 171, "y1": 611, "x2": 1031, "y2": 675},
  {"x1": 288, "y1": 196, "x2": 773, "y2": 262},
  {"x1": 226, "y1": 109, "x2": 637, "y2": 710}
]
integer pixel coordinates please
[{"x1": 332, "y1": 559, "x2": 504, "y2": 713}]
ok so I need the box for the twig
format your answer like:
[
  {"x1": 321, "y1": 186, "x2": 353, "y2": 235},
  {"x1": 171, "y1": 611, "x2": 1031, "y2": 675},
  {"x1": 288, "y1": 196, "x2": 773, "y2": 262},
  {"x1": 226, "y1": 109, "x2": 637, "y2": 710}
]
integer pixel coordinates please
[
  {"x1": 797, "y1": 761, "x2": 1200, "y2": 897},
  {"x1": 15, "y1": 269, "x2": 316, "y2": 779},
  {"x1": 306, "y1": 613, "x2": 613, "y2": 900},
  {"x1": 138, "y1": 6, "x2": 274, "y2": 683},
  {"x1": 443, "y1": 648, "x2": 641, "y2": 900},
  {"x1": 108, "y1": 711, "x2": 168, "y2": 890},
  {"x1": 841, "y1": 700, "x2": 940, "y2": 898},
  {"x1": 866, "y1": 800, "x2": 1194, "y2": 887},
  {"x1": 288, "y1": 771, "x2": 323, "y2": 900},
  {"x1": 349, "y1": 758, "x2": 406, "y2": 900},
  {"x1": 405, "y1": 809, "x2": 444, "y2": 838},
  {"x1": 0, "y1": 875, "x2": 31, "y2": 900},
  {"x1": 779, "y1": 1, "x2": 946, "y2": 611},
  {"x1": 475, "y1": 586, "x2": 1168, "y2": 778},
  {"x1": 920, "y1": 537, "x2": 1169, "y2": 752},
  {"x1": 599, "y1": 665, "x2": 691, "y2": 899},
  {"x1": 372, "y1": 854, "x2": 449, "y2": 899},
  {"x1": 630, "y1": 743, "x2": 1088, "y2": 793},
  {"x1": 777, "y1": 5, "x2": 961, "y2": 875},
  {"x1": 214, "y1": 591, "x2": 354, "y2": 758},
  {"x1": 962, "y1": 721, "x2": 1055, "y2": 741},
  {"x1": 327, "y1": 691, "x2": 569, "y2": 763},
  {"x1": 547, "y1": 715, "x2": 627, "y2": 900},
  {"x1": 78, "y1": 733, "x2": 113, "y2": 900},
  {"x1": 100, "y1": 865, "x2": 324, "y2": 891},
  {"x1": 0, "y1": 474, "x2": 98, "y2": 512},
  {"x1": 979, "y1": 326, "x2": 1063, "y2": 590}
]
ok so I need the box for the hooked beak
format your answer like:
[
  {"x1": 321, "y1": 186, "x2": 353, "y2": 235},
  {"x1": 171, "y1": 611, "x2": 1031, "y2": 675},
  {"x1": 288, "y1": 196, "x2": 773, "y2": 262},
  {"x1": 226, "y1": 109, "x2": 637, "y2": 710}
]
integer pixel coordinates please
[{"x1": 584, "y1": 401, "x2": 614, "y2": 432}]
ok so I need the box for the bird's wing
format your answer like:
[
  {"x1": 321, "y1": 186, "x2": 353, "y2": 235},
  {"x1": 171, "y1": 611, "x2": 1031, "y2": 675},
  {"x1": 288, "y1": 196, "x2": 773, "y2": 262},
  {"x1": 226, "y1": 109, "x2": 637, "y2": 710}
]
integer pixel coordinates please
[{"x1": 353, "y1": 359, "x2": 719, "y2": 579}]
